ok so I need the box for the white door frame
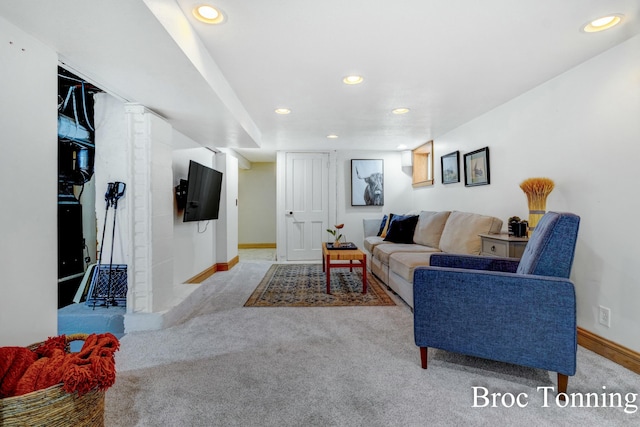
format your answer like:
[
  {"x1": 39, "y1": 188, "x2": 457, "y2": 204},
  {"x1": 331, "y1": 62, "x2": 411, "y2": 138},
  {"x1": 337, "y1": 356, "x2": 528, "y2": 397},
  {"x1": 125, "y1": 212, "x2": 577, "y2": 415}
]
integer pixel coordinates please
[{"x1": 276, "y1": 151, "x2": 336, "y2": 262}]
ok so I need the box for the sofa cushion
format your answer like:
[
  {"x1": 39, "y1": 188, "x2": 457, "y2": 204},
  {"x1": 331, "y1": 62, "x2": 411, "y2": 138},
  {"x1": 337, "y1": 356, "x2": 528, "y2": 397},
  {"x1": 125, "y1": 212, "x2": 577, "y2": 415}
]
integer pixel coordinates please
[
  {"x1": 389, "y1": 251, "x2": 441, "y2": 283},
  {"x1": 384, "y1": 215, "x2": 419, "y2": 244},
  {"x1": 371, "y1": 256, "x2": 389, "y2": 284},
  {"x1": 413, "y1": 211, "x2": 451, "y2": 248},
  {"x1": 439, "y1": 211, "x2": 503, "y2": 254},
  {"x1": 373, "y1": 243, "x2": 437, "y2": 265},
  {"x1": 363, "y1": 236, "x2": 389, "y2": 253}
]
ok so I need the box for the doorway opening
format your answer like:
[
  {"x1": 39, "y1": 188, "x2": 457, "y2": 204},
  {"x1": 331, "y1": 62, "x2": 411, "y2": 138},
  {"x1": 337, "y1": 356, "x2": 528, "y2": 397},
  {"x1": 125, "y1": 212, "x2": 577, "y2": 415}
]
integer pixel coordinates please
[
  {"x1": 57, "y1": 66, "x2": 102, "y2": 308},
  {"x1": 282, "y1": 152, "x2": 330, "y2": 261}
]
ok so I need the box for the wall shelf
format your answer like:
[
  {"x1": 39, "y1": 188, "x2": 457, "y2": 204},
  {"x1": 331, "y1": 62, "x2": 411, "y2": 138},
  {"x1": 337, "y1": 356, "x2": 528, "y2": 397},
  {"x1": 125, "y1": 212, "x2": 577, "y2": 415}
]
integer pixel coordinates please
[{"x1": 412, "y1": 140, "x2": 434, "y2": 187}]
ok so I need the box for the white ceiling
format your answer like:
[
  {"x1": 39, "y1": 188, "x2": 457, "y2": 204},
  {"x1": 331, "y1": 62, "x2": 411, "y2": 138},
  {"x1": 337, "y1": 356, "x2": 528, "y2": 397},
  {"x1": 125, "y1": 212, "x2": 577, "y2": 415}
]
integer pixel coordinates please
[{"x1": 1, "y1": 0, "x2": 639, "y2": 162}]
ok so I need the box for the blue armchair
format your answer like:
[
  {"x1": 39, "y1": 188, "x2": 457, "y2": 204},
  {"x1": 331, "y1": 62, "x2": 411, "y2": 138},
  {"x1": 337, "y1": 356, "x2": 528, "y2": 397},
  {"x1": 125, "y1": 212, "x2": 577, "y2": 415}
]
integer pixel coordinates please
[{"x1": 413, "y1": 212, "x2": 580, "y2": 397}]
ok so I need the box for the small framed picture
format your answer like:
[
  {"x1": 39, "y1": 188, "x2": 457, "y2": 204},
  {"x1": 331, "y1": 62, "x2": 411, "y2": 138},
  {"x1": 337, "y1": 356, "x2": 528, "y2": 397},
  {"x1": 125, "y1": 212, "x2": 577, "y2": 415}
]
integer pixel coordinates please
[
  {"x1": 441, "y1": 151, "x2": 460, "y2": 184},
  {"x1": 351, "y1": 159, "x2": 384, "y2": 206},
  {"x1": 464, "y1": 147, "x2": 490, "y2": 187}
]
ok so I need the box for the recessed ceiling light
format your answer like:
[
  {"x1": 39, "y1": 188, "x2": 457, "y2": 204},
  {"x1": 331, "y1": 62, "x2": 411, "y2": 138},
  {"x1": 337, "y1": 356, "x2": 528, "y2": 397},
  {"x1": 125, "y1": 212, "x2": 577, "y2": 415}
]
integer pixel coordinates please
[
  {"x1": 397, "y1": 144, "x2": 408, "y2": 150},
  {"x1": 343, "y1": 75, "x2": 364, "y2": 85},
  {"x1": 193, "y1": 5, "x2": 225, "y2": 24},
  {"x1": 274, "y1": 108, "x2": 291, "y2": 115},
  {"x1": 582, "y1": 14, "x2": 623, "y2": 32},
  {"x1": 392, "y1": 108, "x2": 410, "y2": 115},
  {"x1": 326, "y1": 134, "x2": 339, "y2": 139}
]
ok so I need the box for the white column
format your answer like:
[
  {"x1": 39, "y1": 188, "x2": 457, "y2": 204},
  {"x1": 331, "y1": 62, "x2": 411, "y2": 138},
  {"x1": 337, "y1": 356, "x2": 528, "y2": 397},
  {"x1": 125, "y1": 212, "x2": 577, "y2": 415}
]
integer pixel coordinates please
[
  {"x1": 125, "y1": 104, "x2": 153, "y2": 313},
  {"x1": 124, "y1": 104, "x2": 174, "y2": 314}
]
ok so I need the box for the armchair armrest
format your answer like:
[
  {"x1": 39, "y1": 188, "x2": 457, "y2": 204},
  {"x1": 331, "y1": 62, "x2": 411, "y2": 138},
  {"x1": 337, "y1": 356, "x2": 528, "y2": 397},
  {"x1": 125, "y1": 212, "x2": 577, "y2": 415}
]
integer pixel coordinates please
[
  {"x1": 413, "y1": 267, "x2": 577, "y2": 376},
  {"x1": 429, "y1": 253, "x2": 520, "y2": 273}
]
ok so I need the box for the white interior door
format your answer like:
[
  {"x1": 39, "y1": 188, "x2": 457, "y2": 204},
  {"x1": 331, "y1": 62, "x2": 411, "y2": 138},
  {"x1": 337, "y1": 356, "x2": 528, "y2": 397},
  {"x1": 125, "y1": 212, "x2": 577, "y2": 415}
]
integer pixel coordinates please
[{"x1": 285, "y1": 152, "x2": 329, "y2": 261}]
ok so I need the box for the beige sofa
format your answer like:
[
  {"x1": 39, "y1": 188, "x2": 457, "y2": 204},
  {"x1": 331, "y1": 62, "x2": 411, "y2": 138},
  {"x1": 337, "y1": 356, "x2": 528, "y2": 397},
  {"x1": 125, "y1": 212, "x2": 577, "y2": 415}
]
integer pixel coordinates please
[{"x1": 363, "y1": 211, "x2": 503, "y2": 308}]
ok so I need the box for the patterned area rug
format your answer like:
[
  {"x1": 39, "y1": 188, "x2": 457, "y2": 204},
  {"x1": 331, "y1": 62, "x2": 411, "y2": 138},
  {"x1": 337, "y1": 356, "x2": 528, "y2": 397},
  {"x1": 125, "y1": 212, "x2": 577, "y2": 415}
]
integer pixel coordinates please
[{"x1": 244, "y1": 264, "x2": 395, "y2": 307}]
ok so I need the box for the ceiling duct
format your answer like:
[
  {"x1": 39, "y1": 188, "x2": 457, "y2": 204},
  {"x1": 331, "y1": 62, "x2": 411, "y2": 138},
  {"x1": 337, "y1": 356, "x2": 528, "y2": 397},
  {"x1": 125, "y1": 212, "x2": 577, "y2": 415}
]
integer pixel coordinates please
[{"x1": 58, "y1": 114, "x2": 93, "y2": 148}]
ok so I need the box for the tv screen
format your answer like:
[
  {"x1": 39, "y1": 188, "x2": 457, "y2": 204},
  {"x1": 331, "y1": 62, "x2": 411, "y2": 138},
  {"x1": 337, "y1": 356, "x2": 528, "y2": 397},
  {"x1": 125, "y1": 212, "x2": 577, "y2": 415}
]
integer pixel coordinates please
[{"x1": 183, "y1": 160, "x2": 223, "y2": 222}]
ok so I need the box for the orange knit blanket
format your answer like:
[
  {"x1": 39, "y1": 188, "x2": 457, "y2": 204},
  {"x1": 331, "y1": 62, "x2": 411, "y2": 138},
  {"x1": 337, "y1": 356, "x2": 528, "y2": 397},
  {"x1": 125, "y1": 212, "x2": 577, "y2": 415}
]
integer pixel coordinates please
[{"x1": 0, "y1": 333, "x2": 119, "y2": 398}]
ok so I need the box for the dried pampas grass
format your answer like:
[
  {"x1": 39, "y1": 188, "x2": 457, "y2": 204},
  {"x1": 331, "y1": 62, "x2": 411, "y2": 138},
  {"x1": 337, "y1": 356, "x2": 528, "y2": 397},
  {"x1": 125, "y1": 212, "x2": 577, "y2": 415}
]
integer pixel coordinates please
[{"x1": 520, "y1": 177, "x2": 554, "y2": 233}]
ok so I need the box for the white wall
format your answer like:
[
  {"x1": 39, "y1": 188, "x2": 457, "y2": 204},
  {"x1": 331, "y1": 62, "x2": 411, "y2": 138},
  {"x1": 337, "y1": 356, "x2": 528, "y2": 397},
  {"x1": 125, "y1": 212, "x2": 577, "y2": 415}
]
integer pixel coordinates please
[
  {"x1": 0, "y1": 17, "x2": 58, "y2": 346},
  {"x1": 238, "y1": 163, "x2": 277, "y2": 245},
  {"x1": 148, "y1": 111, "x2": 174, "y2": 312},
  {"x1": 95, "y1": 100, "x2": 176, "y2": 314},
  {"x1": 172, "y1": 148, "x2": 216, "y2": 282},
  {"x1": 216, "y1": 153, "x2": 239, "y2": 264},
  {"x1": 336, "y1": 151, "x2": 414, "y2": 249},
  {"x1": 413, "y1": 35, "x2": 640, "y2": 352},
  {"x1": 275, "y1": 150, "x2": 413, "y2": 261},
  {"x1": 94, "y1": 94, "x2": 129, "y2": 267},
  {"x1": 95, "y1": 104, "x2": 226, "y2": 328}
]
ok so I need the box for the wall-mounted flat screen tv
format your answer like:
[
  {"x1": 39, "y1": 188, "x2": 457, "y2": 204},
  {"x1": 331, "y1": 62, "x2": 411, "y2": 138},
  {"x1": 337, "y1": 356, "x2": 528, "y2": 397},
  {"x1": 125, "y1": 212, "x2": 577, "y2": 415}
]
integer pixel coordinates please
[{"x1": 183, "y1": 160, "x2": 223, "y2": 222}]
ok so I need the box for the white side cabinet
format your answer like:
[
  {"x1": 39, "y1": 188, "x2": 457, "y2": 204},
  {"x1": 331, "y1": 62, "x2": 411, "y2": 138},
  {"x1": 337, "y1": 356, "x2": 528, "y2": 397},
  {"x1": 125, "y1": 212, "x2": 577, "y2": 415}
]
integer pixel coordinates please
[{"x1": 479, "y1": 234, "x2": 528, "y2": 259}]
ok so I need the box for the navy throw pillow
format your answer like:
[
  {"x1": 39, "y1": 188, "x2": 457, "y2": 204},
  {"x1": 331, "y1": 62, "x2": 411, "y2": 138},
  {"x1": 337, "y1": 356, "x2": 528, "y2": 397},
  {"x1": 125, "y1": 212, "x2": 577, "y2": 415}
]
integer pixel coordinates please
[
  {"x1": 377, "y1": 214, "x2": 389, "y2": 236},
  {"x1": 383, "y1": 215, "x2": 419, "y2": 244}
]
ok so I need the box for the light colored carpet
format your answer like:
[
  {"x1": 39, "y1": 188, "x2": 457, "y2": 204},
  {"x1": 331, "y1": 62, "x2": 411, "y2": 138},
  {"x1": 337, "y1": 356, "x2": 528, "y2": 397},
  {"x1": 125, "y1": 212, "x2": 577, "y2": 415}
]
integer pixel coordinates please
[
  {"x1": 104, "y1": 258, "x2": 640, "y2": 426},
  {"x1": 238, "y1": 248, "x2": 277, "y2": 262}
]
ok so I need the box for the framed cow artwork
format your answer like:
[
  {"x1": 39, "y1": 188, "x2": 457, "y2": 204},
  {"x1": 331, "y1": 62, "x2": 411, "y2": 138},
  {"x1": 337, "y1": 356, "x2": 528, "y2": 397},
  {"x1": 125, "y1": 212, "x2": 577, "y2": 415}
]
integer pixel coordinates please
[{"x1": 351, "y1": 159, "x2": 384, "y2": 206}]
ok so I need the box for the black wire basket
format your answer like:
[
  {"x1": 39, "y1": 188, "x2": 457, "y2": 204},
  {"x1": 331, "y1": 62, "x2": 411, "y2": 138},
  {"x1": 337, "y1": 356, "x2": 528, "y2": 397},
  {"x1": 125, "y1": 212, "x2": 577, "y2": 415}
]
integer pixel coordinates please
[{"x1": 85, "y1": 264, "x2": 127, "y2": 307}]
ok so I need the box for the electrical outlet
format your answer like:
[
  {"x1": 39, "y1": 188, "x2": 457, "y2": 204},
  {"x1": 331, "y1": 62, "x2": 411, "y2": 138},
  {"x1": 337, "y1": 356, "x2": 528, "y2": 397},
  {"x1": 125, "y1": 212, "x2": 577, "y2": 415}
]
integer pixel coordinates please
[{"x1": 598, "y1": 306, "x2": 611, "y2": 327}]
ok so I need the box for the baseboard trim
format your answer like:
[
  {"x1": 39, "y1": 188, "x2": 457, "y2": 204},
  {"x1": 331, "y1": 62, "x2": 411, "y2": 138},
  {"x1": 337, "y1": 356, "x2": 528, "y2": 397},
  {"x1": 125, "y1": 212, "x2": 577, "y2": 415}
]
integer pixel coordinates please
[
  {"x1": 186, "y1": 265, "x2": 218, "y2": 284},
  {"x1": 216, "y1": 255, "x2": 239, "y2": 271},
  {"x1": 577, "y1": 327, "x2": 640, "y2": 375},
  {"x1": 184, "y1": 256, "x2": 239, "y2": 283},
  {"x1": 238, "y1": 243, "x2": 276, "y2": 249}
]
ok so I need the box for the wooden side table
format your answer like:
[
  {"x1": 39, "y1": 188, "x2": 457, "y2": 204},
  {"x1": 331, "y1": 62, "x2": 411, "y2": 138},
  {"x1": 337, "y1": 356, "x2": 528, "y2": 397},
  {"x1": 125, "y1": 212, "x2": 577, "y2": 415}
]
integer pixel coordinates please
[
  {"x1": 479, "y1": 233, "x2": 528, "y2": 259},
  {"x1": 321, "y1": 242, "x2": 367, "y2": 294}
]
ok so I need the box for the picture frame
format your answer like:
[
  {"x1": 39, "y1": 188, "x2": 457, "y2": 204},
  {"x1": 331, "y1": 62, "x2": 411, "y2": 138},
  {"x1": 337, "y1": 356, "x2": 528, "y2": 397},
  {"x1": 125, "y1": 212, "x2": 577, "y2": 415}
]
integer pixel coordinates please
[
  {"x1": 440, "y1": 150, "x2": 460, "y2": 184},
  {"x1": 351, "y1": 159, "x2": 384, "y2": 206},
  {"x1": 464, "y1": 147, "x2": 490, "y2": 187}
]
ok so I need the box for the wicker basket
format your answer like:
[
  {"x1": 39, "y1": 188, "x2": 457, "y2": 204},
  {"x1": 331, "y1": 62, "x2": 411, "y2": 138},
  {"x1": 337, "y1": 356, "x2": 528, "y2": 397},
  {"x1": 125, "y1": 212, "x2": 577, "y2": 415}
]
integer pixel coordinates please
[{"x1": 0, "y1": 334, "x2": 105, "y2": 427}]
